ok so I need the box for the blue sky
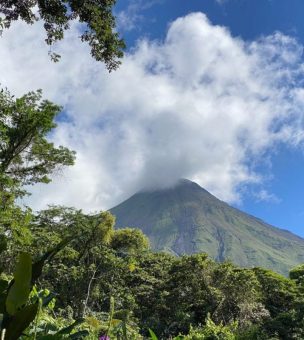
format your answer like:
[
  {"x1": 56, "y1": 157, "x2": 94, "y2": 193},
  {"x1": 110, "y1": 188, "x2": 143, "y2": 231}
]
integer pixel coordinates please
[
  {"x1": 116, "y1": 0, "x2": 304, "y2": 44},
  {"x1": 1, "y1": 0, "x2": 304, "y2": 237},
  {"x1": 115, "y1": 0, "x2": 304, "y2": 236}
]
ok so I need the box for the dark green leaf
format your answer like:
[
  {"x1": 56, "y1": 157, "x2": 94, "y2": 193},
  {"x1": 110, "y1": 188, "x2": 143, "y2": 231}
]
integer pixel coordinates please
[
  {"x1": 5, "y1": 303, "x2": 39, "y2": 340},
  {"x1": 0, "y1": 279, "x2": 8, "y2": 294}
]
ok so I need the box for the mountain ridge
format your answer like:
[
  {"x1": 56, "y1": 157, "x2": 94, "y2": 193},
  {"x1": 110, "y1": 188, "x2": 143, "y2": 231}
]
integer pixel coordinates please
[{"x1": 110, "y1": 179, "x2": 304, "y2": 275}]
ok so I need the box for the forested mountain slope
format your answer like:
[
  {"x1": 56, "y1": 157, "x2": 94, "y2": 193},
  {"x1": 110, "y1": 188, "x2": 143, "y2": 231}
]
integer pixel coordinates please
[{"x1": 110, "y1": 179, "x2": 304, "y2": 275}]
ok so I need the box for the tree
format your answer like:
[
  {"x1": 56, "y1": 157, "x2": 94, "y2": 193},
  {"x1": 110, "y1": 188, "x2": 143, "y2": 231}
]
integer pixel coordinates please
[
  {"x1": 290, "y1": 264, "x2": 304, "y2": 286},
  {"x1": 211, "y1": 264, "x2": 263, "y2": 326},
  {"x1": 0, "y1": 88, "x2": 75, "y2": 197},
  {"x1": 111, "y1": 228, "x2": 150, "y2": 254},
  {"x1": 0, "y1": 0, "x2": 125, "y2": 70},
  {"x1": 253, "y1": 267, "x2": 304, "y2": 339},
  {"x1": 163, "y1": 254, "x2": 218, "y2": 336},
  {"x1": 0, "y1": 88, "x2": 75, "y2": 273},
  {"x1": 30, "y1": 207, "x2": 117, "y2": 315}
]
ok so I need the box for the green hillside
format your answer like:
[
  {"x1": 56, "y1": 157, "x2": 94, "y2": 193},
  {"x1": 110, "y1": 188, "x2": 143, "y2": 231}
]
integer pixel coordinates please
[{"x1": 110, "y1": 179, "x2": 304, "y2": 275}]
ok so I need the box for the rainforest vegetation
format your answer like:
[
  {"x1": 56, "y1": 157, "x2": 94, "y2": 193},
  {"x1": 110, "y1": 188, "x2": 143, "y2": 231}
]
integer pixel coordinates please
[
  {"x1": 0, "y1": 89, "x2": 304, "y2": 339},
  {"x1": 1, "y1": 1, "x2": 304, "y2": 339}
]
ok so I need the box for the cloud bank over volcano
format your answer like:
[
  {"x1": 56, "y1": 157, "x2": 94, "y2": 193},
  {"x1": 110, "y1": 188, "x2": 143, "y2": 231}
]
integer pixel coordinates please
[{"x1": 1, "y1": 12, "x2": 304, "y2": 210}]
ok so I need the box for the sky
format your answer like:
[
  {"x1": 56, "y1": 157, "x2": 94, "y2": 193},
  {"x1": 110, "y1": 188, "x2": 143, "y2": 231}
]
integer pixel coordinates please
[{"x1": 1, "y1": 0, "x2": 304, "y2": 236}]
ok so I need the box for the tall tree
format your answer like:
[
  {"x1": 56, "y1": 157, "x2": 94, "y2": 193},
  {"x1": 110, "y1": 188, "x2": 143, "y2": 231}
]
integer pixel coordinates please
[
  {"x1": 0, "y1": 0, "x2": 125, "y2": 70},
  {"x1": 0, "y1": 88, "x2": 75, "y2": 270},
  {"x1": 0, "y1": 88, "x2": 75, "y2": 196}
]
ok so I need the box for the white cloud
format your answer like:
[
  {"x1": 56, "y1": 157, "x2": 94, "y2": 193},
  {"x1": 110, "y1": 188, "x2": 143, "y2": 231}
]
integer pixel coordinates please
[
  {"x1": 254, "y1": 190, "x2": 281, "y2": 204},
  {"x1": 215, "y1": 0, "x2": 228, "y2": 4},
  {"x1": 1, "y1": 12, "x2": 304, "y2": 211},
  {"x1": 116, "y1": 0, "x2": 162, "y2": 32}
]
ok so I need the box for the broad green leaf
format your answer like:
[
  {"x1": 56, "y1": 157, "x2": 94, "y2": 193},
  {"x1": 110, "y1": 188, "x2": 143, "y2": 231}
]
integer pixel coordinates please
[
  {"x1": 5, "y1": 303, "x2": 38, "y2": 340},
  {"x1": 6, "y1": 253, "x2": 32, "y2": 315},
  {"x1": 149, "y1": 328, "x2": 158, "y2": 340}
]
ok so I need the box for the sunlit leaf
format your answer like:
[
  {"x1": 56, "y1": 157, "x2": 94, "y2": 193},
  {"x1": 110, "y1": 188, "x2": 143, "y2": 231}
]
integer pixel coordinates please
[
  {"x1": 6, "y1": 252, "x2": 32, "y2": 315},
  {"x1": 149, "y1": 328, "x2": 158, "y2": 340}
]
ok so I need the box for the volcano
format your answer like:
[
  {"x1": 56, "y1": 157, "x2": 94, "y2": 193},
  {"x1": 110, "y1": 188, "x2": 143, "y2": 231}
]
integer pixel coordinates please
[{"x1": 110, "y1": 179, "x2": 304, "y2": 275}]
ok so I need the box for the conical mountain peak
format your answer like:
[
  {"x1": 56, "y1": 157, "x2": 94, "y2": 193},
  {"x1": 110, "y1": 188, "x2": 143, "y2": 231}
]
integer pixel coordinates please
[{"x1": 110, "y1": 179, "x2": 304, "y2": 275}]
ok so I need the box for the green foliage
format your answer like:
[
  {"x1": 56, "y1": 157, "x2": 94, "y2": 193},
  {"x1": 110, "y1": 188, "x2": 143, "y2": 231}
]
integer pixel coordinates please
[
  {"x1": 111, "y1": 228, "x2": 150, "y2": 254},
  {"x1": 30, "y1": 206, "x2": 152, "y2": 320},
  {"x1": 148, "y1": 317, "x2": 238, "y2": 340},
  {"x1": 0, "y1": 0, "x2": 125, "y2": 70},
  {"x1": 163, "y1": 254, "x2": 217, "y2": 335},
  {"x1": 0, "y1": 87, "x2": 76, "y2": 275},
  {"x1": 0, "y1": 89, "x2": 75, "y2": 194},
  {"x1": 253, "y1": 267, "x2": 304, "y2": 339},
  {"x1": 184, "y1": 315, "x2": 238, "y2": 340},
  {"x1": 0, "y1": 185, "x2": 32, "y2": 273},
  {"x1": 253, "y1": 268, "x2": 298, "y2": 316},
  {"x1": 1, "y1": 88, "x2": 304, "y2": 339},
  {"x1": 121, "y1": 252, "x2": 174, "y2": 335},
  {"x1": 0, "y1": 248, "x2": 87, "y2": 339},
  {"x1": 211, "y1": 264, "x2": 262, "y2": 325},
  {"x1": 31, "y1": 207, "x2": 114, "y2": 250},
  {"x1": 2, "y1": 200, "x2": 304, "y2": 339},
  {"x1": 289, "y1": 264, "x2": 304, "y2": 285},
  {"x1": 3, "y1": 209, "x2": 304, "y2": 339}
]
